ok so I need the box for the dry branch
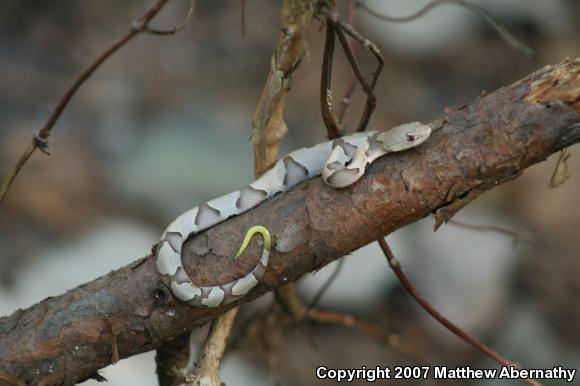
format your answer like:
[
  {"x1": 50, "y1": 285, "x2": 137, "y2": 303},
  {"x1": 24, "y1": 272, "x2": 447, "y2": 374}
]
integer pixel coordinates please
[
  {"x1": 161, "y1": 2, "x2": 317, "y2": 385},
  {"x1": 0, "y1": 58, "x2": 578, "y2": 385},
  {"x1": 0, "y1": 0, "x2": 192, "y2": 205},
  {"x1": 250, "y1": 0, "x2": 313, "y2": 176}
]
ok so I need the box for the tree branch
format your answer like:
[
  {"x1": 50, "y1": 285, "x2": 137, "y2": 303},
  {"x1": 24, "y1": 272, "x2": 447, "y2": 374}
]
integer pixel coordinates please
[
  {"x1": 0, "y1": 0, "x2": 192, "y2": 205},
  {"x1": 0, "y1": 58, "x2": 578, "y2": 386}
]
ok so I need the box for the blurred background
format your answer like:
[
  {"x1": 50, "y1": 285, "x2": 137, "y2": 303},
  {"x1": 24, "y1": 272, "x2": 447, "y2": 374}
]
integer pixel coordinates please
[{"x1": 0, "y1": 1, "x2": 579, "y2": 385}]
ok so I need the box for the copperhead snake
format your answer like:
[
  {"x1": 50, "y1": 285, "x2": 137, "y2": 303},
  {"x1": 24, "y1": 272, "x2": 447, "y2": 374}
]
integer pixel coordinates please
[{"x1": 156, "y1": 122, "x2": 433, "y2": 307}]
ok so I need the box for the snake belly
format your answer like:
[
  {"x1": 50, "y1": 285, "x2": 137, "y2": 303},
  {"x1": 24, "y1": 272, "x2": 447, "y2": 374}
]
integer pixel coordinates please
[{"x1": 156, "y1": 131, "x2": 377, "y2": 308}]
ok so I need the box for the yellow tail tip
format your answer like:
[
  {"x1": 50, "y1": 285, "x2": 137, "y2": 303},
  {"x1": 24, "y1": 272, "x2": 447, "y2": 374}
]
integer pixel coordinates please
[{"x1": 235, "y1": 225, "x2": 271, "y2": 259}]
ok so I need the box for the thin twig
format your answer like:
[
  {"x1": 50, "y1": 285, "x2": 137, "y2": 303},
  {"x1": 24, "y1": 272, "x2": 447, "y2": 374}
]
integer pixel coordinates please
[
  {"x1": 334, "y1": 1, "x2": 359, "y2": 125},
  {"x1": 319, "y1": 3, "x2": 384, "y2": 136},
  {"x1": 306, "y1": 308, "x2": 387, "y2": 344},
  {"x1": 276, "y1": 283, "x2": 307, "y2": 318},
  {"x1": 305, "y1": 309, "x2": 434, "y2": 371},
  {"x1": 447, "y1": 218, "x2": 535, "y2": 245},
  {"x1": 320, "y1": 15, "x2": 344, "y2": 139},
  {"x1": 310, "y1": 1, "x2": 356, "y2": 306},
  {"x1": 548, "y1": 149, "x2": 571, "y2": 188},
  {"x1": 356, "y1": 0, "x2": 534, "y2": 57},
  {"x1": 307, "y1": 258, "x2": 345, "y2": 309},
  {"x1": 144, "y1": 0, "x2": 196, "y2": 35},
  {"x1": 378, "y1": 238, "x2": 543, "y2": 386},
  {"x1": 334, "y1": 21, "x2": 383, "y2": 132},
  {"x1": 336, "y1": 75, "x2": 358, "y2": 125},
  {"x1": 0, "y1": 142, "x2": 37, "y2": 205},
  {"x1": 0, "y1": 0, "x2": 194, "y2": 205}
]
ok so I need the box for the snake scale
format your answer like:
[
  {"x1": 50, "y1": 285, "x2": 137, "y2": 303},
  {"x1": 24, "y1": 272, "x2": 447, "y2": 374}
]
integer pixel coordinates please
[{"x1": 156, "y1": 122, "x2": 433, "y2": 307}]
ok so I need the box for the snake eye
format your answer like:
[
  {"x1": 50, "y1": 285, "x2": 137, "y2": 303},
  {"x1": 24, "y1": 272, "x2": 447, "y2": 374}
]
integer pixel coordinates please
[{"x1": 406, "y1": 133, "x2": 415, "y2": 142}]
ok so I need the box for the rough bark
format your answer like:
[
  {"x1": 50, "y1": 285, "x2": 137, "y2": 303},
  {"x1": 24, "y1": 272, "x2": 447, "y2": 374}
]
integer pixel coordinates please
[{"x1": 0, "y1": 58, "x2": 578, "y2": 386}]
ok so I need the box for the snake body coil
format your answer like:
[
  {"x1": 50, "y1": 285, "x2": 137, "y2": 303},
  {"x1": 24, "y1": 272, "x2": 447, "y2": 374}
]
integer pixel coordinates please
[{"x1": 156, "y1": 122, "x2": 432, "y2": 307}]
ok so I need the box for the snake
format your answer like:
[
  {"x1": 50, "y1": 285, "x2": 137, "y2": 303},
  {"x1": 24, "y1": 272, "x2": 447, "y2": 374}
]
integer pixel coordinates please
[{"x1": 156, "y1": 122, "x2": 433, "y2": 307}]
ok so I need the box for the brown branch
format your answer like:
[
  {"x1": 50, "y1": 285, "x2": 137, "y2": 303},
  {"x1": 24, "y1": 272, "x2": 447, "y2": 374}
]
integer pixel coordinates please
[
  {"x1": 0, "y1": 0, "x2": 191, "y2": 205},
  {"x1": 305, "y1": 309, "x2": 433, "y2": 368},
  {"x1": 250, "y1": 0, "x2": 314, "y2": 176},
  {"x1": 0, "y1": 58, "x2": 578, "y2": 385},
  {"x1": 144, "y1": 0, "x2": 196, "y2": 35},
  {"x1": 160, "y1": 3, "x2": 316, "y2": 385},
  {"x1": 250, "y1": 0, "x2": 314, "y2": 318},
  {"x1": 357, "y1": 0, "x2": 534, "y2": 56},
  {"x1": 155, "y1": 332, "x2": 192, "y2": 386},
  {"x1": 307, "y1": 258, "x2": 345, "y2": 308},
  {"x1": 333, "y1": 1, "x2": 359, "y2": 127},
  {"x1": 187, "y1": 311, "x2": 238, "y2": 386},
  {"x1": 335, "y1": 76, "x2": 358, "y2": 126},
  {"x1": 377, "y1": 239, "x2": 542, "y2": 386},
  {"x1": 447, "y1": 218, "x2": 535, "y2": 244}
]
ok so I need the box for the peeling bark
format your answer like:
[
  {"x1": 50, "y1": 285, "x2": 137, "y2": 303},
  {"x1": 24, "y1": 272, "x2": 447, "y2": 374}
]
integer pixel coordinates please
[{"x1": 0, "y1": 58, "x2": 578, "y2": 386}]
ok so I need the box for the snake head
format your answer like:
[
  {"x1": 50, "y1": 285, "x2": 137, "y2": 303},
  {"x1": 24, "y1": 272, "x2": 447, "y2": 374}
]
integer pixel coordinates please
[{"x1": 376, "y1": 122, "x2": 432, "y2": 153}]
